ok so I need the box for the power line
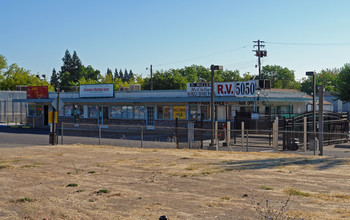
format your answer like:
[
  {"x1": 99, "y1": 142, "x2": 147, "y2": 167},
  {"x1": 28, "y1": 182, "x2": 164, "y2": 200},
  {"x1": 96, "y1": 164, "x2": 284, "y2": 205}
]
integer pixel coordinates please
[
  {"x1": 266, "y1": 42, "x2": 350, "y2": 46},
  {"x1": 157, "y1": 45, "x2": 250, "y2": 67}
]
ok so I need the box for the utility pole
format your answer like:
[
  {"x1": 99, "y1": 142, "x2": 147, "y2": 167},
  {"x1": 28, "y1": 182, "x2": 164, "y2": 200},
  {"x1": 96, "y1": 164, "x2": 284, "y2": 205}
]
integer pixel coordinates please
[
  {"x1": 150, "y1": 65, "x2": 153, "y2": 90},
  {"x1": 253, "y1": 40, "x2": 267, "y2": 79}
]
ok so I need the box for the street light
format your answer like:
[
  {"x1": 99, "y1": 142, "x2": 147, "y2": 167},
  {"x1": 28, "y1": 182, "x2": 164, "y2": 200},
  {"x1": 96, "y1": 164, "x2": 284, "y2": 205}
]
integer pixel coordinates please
[
  {"x1": 306, "y1": 71, "x2": 316, "y2": 155},
  {"x1": 210, "y1": 65, "x2": 223, "y2": 147}
]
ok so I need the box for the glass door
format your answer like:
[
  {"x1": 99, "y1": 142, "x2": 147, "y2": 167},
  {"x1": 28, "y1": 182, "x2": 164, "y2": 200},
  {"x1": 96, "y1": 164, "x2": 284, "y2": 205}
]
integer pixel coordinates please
[{"x1": 146, "y1": 106, "x2": 155, "y2": 129}]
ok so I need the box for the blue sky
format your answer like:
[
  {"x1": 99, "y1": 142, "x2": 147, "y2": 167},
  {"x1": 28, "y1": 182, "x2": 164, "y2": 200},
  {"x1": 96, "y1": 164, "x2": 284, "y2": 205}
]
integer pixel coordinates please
[{"x1": 1, "y1": 0, "x2": 350, "y2": 81}]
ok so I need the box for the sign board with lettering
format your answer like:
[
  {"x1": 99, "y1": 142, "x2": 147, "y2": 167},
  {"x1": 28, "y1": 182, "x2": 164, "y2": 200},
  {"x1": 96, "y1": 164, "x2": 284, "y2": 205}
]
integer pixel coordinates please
[
  {"x1": 187, "y1": 81, "x2": 255, "y2": 97},
  {"x1": 26, "y1": 86, "x2": 49, "y2": 99},
  {"x1": 79, "y1": 84, "x2": 114, "y2": 98}
]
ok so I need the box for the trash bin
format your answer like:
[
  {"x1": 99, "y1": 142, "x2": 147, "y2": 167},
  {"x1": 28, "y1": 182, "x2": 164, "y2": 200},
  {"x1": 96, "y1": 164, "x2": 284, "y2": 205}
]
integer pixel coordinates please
[{"x1": 288, "y1": 138, "x2": 299, "y2": 151}]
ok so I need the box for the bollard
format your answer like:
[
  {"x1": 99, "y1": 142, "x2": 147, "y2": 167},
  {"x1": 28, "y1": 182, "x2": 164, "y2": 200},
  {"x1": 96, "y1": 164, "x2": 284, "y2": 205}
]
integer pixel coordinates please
[
  {"x1": 226, "y1": 121, "x2": 231, "y2": 147},
  {"x1": 15, "y1": 118, "x2": 17, "y2": 126},
  {"x1": 7, "y1": 117, "x2": 9, "y2": 126}
]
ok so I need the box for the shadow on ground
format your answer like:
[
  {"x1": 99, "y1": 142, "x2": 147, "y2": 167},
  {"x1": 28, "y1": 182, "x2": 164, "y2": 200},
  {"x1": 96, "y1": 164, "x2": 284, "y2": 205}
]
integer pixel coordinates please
[{"x1": 221, "y1": 157, "x2": 349, "y2": 171}]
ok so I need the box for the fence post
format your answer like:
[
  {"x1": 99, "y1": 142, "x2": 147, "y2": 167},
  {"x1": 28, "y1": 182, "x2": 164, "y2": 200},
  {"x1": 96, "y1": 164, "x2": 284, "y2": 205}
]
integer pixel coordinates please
[
  {"x1": 303, "y1": 117, "x2": 307, "y2": 152},
  {"x1": 226, "y1": 121, "x2": 231, "y2": 147},
  {"x1": 175, "y1": 118, "x2": 179, "y2": 149},
  {"x1": 188, "y1": 122, "x2": 194, "y2": 149},
  {"x1": 274, "y1": 117, "x2": 279, "y2": 151},
  {"x1": 241, "y1": 122, "x2": 245, "y2": 148},
  {"x1": 200, "y1": 114, "x2": 203, "y2": 149},
  {"x1": 215, "y1": 121, "x2": 218, "y2": 150},
  {"x1": 246, "y1": 130, "x2": 249, "y2": 152},
  {"x1": 61, "y1": 122, "x2": 64, "y2": 145},
  {"x1": 141, "y1": 126, "x2": 144, "y2": 148},
  {"x1": 98, "y1": 125, "x2": 101, "y2": 145}
]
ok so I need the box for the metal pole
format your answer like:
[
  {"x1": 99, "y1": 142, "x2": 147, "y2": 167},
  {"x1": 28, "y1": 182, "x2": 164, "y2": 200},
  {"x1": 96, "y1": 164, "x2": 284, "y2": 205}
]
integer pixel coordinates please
[
  {"x1": 312, "y1": 73, "x2": 316, "y2": 155},
  {"x1": 210, "y1": 65, "x2": 215, "y2": 146},
  {"x1": 241, "y1": 121, "x2": 244, "y2": 148},
  {"x1": 303, "y1": 117, "x2": 307, "y2": 152},
  {"x1": 175, "y1": 118, "x2": 179, "y2": 149},
  {"x1": 319, "y1": 85, "x2": 324, "y2": 156},
  {"x1": 61, "y1": 122, "x2": 64, "y2": 145},
  {"x1": 215, "y1": 121, "x2": 218, "y2": 150}
]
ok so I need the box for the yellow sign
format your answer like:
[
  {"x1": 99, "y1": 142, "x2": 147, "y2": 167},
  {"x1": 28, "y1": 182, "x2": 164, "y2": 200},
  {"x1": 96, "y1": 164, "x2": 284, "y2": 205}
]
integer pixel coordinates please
[
  {"x1": 48, "y1": 111, "x2": 58, "y2": 124},
  {"x1": 173, "y1": 106, "x2": 186, "y2": 119}
]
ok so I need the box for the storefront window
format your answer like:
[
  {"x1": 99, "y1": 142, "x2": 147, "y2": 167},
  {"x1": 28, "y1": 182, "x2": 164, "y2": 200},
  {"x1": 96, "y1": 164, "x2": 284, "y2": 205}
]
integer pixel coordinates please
[
  {"x1": 36, "y1": 105, "x2": 43, "y2": 117},
  {"x1": 200, "y1": 106, "x2": 210, "y2": 120},
  {"x1": 157, "y1": 106, "x2": 170, "y2": 120},
  {"x1": 88, "y1": 106, "x2": 98, "y2": 118},
  {"x1": 164, "y1": 106, "x2": 170, "y2": 119},
  {"x1": 110, "y1": 106, "x2": 121, "y2": 119},
  {"x1": 189, "y1": 105, "x2": 197, "y2": 121},
  {"x1": 127, "y1": 106, "x2": 133, "y2": 119},
  {"x1": 28, "y1": 105, "x2": 36, "y2": 116},
  {"x1": 157, "y1": 106, "x2": 164, "y2": 119},
  {"x1": 64, "y1": 105, "x2": 73, "y2": 117},
  {"x1": 172, "y1": 106, "x2": 186, "y2": 119},
  {"x1": 134, "y1": 106, "x2": 145, "y2": 119}
]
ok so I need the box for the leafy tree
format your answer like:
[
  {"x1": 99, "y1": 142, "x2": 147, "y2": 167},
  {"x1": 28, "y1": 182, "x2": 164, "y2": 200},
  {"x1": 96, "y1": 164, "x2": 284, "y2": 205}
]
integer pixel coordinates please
[
  {"x1": 50, "y1": 68, "x2": 59, "y2": 91},
  {"x1": 59, "y1": 72, "x2": 75, "y2": 91},
  {"x1": 142, "y1": 69, "x2": 187, "y2": 90},
  {"x1": 79, "y1": 65, "x2": 101, "y2": 82},
  {"x1": 261, "y1": 65, "x2": 300, "y2": 89},
  {"x1": 0, "y1": 63, "x2": 50, "y2": 90},
  {"x1": 300, "y1": 68, "x2": 338, "y2": 94},
  {"x1": 334, "y1": 64, "x2": 350, "y2": 102},
  {"x1": 0, "y1": 55, "x2": 7, "y2": 73}
]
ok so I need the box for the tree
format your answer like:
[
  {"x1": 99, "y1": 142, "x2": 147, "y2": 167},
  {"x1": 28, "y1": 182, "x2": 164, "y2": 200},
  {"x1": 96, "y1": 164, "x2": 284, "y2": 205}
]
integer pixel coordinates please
[
  {"x1": 50, "y1": 68, "x2": 59, "y2": 91},
  {"x1": 114, "y1": 68, "x2": 119, "y2": 80},
  {"x1": 334, "y1": 64, "x2": 350, "y2": 102},
  {"x1": 71, "y1": 51, "x2": 82, "y2": 83},
  {"x1": 119, "y1": 69, "x2": 123, "y2": 81},
  {"x1": 78, "y1": 65, "x2": 101, "y2": 82},
  {"x1": 129, "y1": 70, "x2": 134, "y2": 81},
  {"x1": 261, "y1": 65, "x2": 300, "y2": 89},
  {"x1": 300, "y1": 68, "x2": 338, "y2": 94},
  {"x1": 0, "y1": 63, "x2": 50, "y2": 90},
  {"x1": 124, "y1": 69, "x2": 129, "y2": 81},
  {"x1": 142, "y1": 69, "x2": 187, "y2": 90}
]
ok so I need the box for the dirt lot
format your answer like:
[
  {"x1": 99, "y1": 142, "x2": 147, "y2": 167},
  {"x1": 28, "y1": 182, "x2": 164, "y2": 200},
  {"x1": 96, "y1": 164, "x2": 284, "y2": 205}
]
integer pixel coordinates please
[{"x1": 0, "y1": 144, "x2": 350, "y2": 220}]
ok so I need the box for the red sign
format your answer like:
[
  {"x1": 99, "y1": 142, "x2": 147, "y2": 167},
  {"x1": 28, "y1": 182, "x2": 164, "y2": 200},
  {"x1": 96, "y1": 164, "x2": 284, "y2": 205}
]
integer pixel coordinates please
[{"x1": 26, "y1": 86, "x2": 49, "y2": 99}]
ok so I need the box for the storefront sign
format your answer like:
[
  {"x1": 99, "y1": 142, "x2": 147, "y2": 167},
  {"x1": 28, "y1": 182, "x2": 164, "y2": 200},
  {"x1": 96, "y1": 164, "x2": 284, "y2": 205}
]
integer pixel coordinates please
[
  {"x1": 79, "y1": 84, "x2": 114, "y2": 98},
  {"x1": 187, "y1": 81, "x2": 255, "y2": 97},
  {"x1": 26, "y1": 86, "x2": 48, "y2": 99}
]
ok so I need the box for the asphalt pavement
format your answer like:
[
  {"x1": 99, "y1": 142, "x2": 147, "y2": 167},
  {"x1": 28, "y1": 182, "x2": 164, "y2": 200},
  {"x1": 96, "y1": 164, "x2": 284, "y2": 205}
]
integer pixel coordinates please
[{"x1": 1, "y1": 125, "x2": 350, "y2": 158}]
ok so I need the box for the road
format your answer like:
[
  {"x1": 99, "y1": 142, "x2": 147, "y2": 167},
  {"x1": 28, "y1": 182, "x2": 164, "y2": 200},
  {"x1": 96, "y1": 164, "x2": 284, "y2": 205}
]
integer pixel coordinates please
[{"x1": 1, "y1": 126, "x2": 350, "y2": 157}]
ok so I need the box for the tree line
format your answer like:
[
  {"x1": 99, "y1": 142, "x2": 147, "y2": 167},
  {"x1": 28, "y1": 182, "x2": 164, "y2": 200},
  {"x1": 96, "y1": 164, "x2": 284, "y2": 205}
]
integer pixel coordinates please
[{"x1": 1, "y1": 50, "x2": 350, "y2": 102}]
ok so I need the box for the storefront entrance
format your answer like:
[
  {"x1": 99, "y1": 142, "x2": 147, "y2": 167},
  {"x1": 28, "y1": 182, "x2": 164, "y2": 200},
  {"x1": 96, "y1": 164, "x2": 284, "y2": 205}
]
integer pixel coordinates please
[{"x1": 146, "y1": 106, "x2": 155, "y2": 129}]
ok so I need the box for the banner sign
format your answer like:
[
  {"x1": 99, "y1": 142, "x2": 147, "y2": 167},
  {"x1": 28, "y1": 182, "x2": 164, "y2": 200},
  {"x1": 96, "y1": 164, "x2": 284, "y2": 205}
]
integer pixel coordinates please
[
  {"x1": 79, "y1": 84, "x2": 114, "y2": 98},
  {"x1": 187, "y1": 81, "x2": 255, "y2": 97},
  {"x1": 26, "y1": 86, "x2": 49, "y2": 99}
]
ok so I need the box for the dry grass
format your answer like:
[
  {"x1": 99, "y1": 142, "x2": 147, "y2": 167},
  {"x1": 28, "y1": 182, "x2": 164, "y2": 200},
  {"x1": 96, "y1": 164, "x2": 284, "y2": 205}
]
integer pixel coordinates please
[{"x1": 0, "y1": 144, "x2": 349, "y2": 219}]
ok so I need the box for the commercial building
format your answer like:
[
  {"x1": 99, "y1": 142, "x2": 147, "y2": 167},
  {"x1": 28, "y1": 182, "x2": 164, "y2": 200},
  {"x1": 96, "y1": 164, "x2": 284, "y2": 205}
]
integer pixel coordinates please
[{"x1": 18, "y1": 82, "x2": 332, "y2": 128}]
